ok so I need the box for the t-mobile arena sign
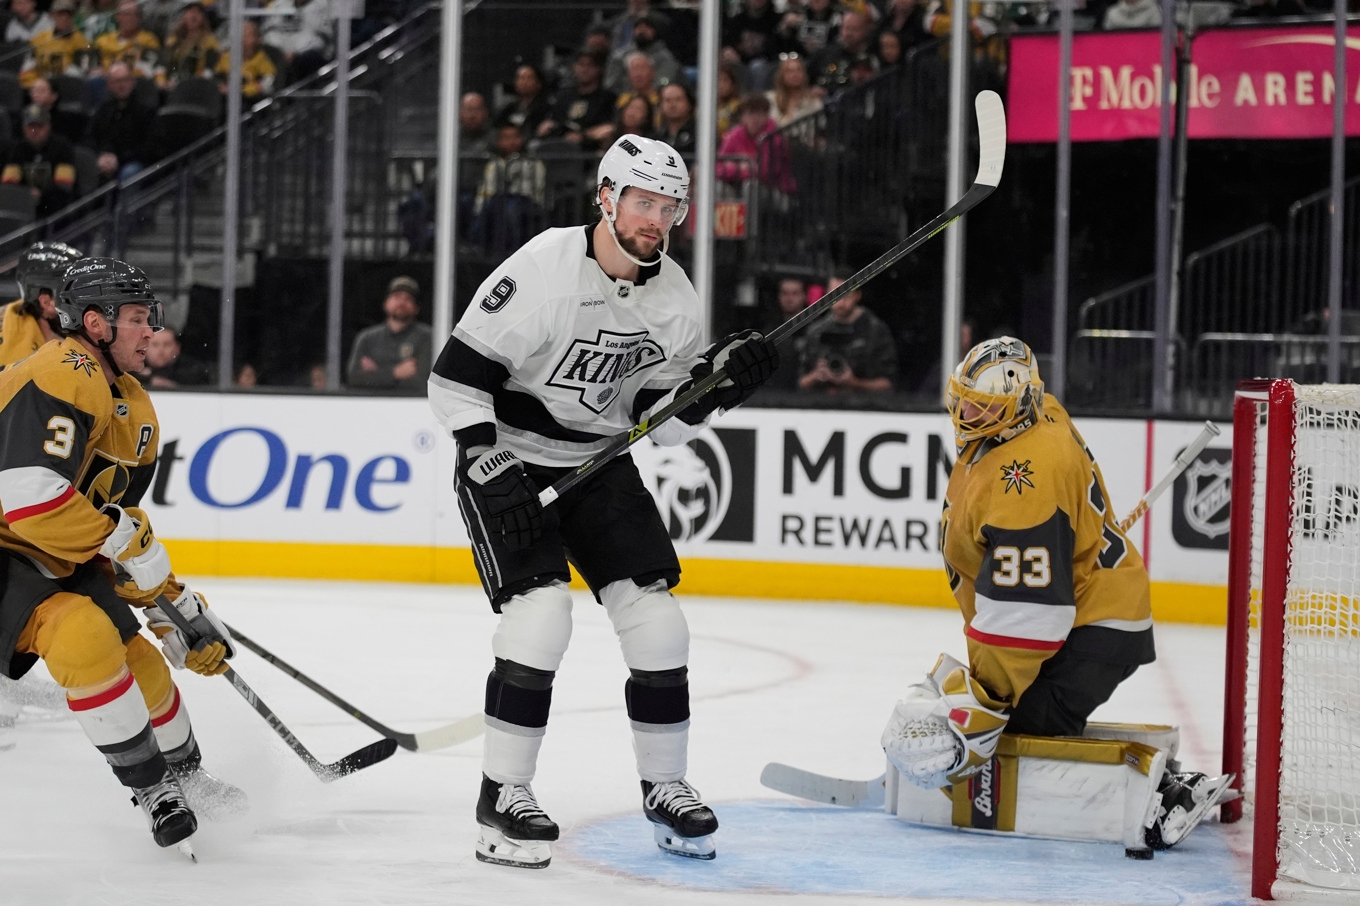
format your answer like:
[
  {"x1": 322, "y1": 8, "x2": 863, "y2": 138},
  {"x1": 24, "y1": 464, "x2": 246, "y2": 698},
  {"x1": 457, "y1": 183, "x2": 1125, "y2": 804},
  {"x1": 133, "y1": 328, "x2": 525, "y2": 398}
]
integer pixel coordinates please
[{"x1": 1009, "y1": 25, "x2": 1358, "y2": 141}]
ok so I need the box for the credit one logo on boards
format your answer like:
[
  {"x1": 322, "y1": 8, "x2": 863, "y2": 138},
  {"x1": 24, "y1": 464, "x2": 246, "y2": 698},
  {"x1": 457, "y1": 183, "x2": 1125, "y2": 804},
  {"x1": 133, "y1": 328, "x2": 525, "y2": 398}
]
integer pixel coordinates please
[{"x1": 152, "y1": 427, "x2": 413, "y2": 512}]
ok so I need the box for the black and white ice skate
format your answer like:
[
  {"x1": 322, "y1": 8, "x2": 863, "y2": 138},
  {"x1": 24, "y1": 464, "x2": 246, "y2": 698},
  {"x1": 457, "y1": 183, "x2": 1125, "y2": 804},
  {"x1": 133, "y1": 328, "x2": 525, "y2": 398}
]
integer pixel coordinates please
[
  {"x1": 641, "y1": 779, "x2": 719, "y2": 860},
  {"x1": 131, "y1": 768, "x2": 198, "y2": 854},
  {"x1": 171, "y1": 760, "x2": 249, "y2": 822},
  {"x1": 1145, "y1": 771, "x2": 1235, "y2": 850},
  {"x1": 475, "y1": 774, "x2": 558, "y2": 869}
]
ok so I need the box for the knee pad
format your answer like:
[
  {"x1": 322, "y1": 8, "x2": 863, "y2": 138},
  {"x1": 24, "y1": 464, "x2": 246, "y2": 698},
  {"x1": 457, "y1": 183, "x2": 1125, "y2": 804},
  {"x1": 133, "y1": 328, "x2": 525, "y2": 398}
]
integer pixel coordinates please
[
  {"x1": 27, "y1": 594, "x2": 127, "y2": 692},
  {"x1": 125, "y1": 633, "x2": 174, "y2": 717},
  {"x1": 491, "y1": 581, "x2": 573, "y2": 671},
  {"x1": 600, "y1": 578, "x2": 689, "y2": 672}
]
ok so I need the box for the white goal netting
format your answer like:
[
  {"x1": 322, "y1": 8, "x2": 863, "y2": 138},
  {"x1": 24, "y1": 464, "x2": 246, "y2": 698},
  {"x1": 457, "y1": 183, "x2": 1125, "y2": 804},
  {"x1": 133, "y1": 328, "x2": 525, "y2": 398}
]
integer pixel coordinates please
[{"x1": 1255, "y1": 384, "x2": 1360, "y2": 892}]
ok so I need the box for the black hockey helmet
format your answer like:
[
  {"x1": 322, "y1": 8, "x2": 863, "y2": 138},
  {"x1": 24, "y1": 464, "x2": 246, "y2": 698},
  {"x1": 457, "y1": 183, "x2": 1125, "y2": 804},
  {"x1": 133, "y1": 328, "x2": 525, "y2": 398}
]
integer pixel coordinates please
[
  {"x1": 55, "y1": 257, "x2": 164, "y2": 337},
  {"x1": 16, "y1": 241, "x2": 83, "y2": 315}
]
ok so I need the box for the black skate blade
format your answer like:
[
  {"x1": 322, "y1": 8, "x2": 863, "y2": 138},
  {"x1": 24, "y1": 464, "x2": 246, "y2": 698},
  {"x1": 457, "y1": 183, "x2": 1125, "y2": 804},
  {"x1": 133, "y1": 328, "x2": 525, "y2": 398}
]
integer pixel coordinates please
[{"x1": 316, "y1": 738, "x2": 399, "y2": 782}]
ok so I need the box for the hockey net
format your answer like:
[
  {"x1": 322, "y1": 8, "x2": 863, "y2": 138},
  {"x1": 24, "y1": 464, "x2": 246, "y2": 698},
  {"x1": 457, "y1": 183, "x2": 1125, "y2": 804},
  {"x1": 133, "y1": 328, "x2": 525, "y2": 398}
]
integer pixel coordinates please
[{"x1": 1223, "y1": 379, "x2": 1360, "y2": 901}]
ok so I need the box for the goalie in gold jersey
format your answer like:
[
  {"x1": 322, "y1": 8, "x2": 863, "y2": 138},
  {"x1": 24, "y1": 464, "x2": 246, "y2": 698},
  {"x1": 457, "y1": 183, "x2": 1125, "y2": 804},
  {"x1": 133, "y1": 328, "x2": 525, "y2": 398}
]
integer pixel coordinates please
[
  {"x1": 0, "y1": 257, "x2": 243, "y2": 854},
  {"x1": 880, "y1": 337, "x2": 1231, "y2": 850}
]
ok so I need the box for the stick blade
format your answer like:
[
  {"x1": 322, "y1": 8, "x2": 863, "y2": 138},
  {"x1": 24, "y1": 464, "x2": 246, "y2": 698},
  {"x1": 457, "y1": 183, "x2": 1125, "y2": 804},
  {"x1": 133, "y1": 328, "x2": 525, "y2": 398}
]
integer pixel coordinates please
[
  {"x1": 973, "y1": 89, "x2": 1007, "y2": 188},
  {"x1": 319, "y1": 737, "x2": 399, "y2": 782},
  {"x1": 760, "y1": 762, "x2": 886, "y2": 809},
  {"x1": 410, "y1": 714, "x2": 484, "y2": 752}
]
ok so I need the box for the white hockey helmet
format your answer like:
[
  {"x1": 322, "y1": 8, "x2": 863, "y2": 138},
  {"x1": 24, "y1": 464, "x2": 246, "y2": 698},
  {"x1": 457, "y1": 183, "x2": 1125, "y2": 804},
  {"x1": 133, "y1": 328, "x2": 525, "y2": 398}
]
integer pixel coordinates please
[{"x1": 597, "y1": 133, "x2": 690, "y2": 228}]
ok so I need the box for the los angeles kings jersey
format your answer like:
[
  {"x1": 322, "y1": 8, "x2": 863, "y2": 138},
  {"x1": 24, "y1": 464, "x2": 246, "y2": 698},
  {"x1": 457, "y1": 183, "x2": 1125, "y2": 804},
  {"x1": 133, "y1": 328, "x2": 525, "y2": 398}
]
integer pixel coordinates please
[
  {"x1": 941, "y1": 395, "x2": 1154, "y2": 706},
  {"x1": 0, "y1": 300, "x2": 49, "y2": 366},
  {"x1": 429, "y1": 225, "x2": 710, "y2": 466},
  {"x1": 0, "y1": 339, "x2": 159, "y2": 578}
]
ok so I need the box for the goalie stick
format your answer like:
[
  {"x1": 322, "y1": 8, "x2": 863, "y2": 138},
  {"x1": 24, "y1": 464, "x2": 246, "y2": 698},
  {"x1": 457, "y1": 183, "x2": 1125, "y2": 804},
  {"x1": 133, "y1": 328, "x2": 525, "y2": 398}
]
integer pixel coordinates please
[
  {"x1": 762, "y1": 427, "x2": 1221, "y2": 808},
  {"x1": 537, "y1": 89, "x2": 1008, "y2": 507},
  {"x1": 225, "y1": 622, "x2": 484, "y2": 752},
  {"x1": 153, "y1": 596, "x2": 398, "y2": 782}
]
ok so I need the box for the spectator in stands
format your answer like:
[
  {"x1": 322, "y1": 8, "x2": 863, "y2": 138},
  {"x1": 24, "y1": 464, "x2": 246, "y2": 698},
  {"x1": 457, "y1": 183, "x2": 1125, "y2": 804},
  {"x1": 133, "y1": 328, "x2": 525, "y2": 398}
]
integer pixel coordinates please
[
  {"x1": 614, "y1": 93, "x2": 653, "y2": 140},
  {"x1": 537, "y1": 49, "x2": 616, "y2": 149},
  {"x1": 473, "y1": 121, "x2": 546, "y2": 216},
  {"x1": 847, "y1": 50, "x2": 878, "y2": 87},
  {"x1": 761, "y1": 276, "x2": 810, "y2": 393},
  {"x1": 1103, "y1": 0, "x2": 1161, "y2": 27},
  {"x1": 716, "y1": 59, "x2": 744, "y2": 141},
  {"x1": 345, "y1": 275, "x2": 432, "y2": 394},
  {"x1": 723, "y1": 0, "x2": 784, "y2": 90},
  {"x1": 93, "y1": 0, "x2": 160, "y2": 78},
  {"x1": 924, "y1": 0, "x2": 1004, "y2": 67},
  {"x1": 85, "y1": 61, "x2": 156, "y2": 181},
  {"x1": 582, "y1": 24, "x2": 612, "y2": 59},
  {"x1": 134, "y1": 325, "x2": 211, "y2": 387},
  {"x1": 460, "y1": 91, "x2": 491, "y2": 153},
  {"x1": 234, "y1": 362, "x2": 258, "y2": 387},
  {"x1": 29, "y1": 75, "x2": 83, "y2": 143},
  {"x1": 876, "y1": 30, "x2": 903, "y2": 69},
  {"x1": 813, "y1": 9, "x2": 872, "y2": 92},
  {"x1": 78, "y1": 0, "x2": 118, "y2": 42},
  {"x1": 656, "y1": 81, "x2": 695, "y2": 156},
  {"x1": 717, "y1": 93, "x2": 795, "y2": 195},
  {"x1": 214, "y1": 19, "x2": 277, "y2": 98},
  {"x1": 604, "y1": 0, "x2": 668, "y2": 56},
  {"x1": 605, "y1": 15, "x2": 680, "y2": 97},
  {"x1": 3, "y1": 104, "x2": 78, "y2": 216},
  {"x1": 5, "y1": 0, "x2": 53, "y2": 46},
  {"x1": 26, "y1": 77, "x2": 57, "y2": 116},
  {"x1": 797, "y1": 270, "x2": 898, "y2": 394},
  {"x1": 876, "y1": 0, "x2": 929, "y2": 54},
  {"x1": 21, "y1": 0, "x2": 90, "y2": 89},
  {"x1": 767, "y1": 52, "x2": 822, "y2": 127},
  {"x1": 137, "y1": 0, "x2": 182, "y2": 43},
  {"x1": 496, "y1": 64, "x2": 550, "y2": 137},
  {"x1": 161, "y1": 2, "x2": 220, "y2": 87},
  {"x1": 263, "y1": 0, "x2": 333, "y2": 83},
  {"x1": 779, "y1": 0, "x2": 842, "y2": 58},
  {"x1": 614, "y1": 52, "x2": 660, "y2": 126}
]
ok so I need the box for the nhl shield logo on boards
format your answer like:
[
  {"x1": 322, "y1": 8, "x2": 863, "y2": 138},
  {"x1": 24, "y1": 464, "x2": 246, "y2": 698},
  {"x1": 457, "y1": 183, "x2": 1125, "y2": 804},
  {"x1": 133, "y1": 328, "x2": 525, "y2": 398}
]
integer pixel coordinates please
[
  {"x1": 1172, "y1": 447, "x2": 1231, "y2": 550},
  {"x1": 546, "y1": 328, "x2": 665, "y2": 415}
]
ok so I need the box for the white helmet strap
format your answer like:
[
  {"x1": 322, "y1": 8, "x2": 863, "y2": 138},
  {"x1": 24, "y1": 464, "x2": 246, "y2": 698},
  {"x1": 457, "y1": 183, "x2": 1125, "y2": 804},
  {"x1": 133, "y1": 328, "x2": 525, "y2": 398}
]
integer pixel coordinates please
[{"x1": 602, "y1": 185, "x2": 667, "y2": 269}]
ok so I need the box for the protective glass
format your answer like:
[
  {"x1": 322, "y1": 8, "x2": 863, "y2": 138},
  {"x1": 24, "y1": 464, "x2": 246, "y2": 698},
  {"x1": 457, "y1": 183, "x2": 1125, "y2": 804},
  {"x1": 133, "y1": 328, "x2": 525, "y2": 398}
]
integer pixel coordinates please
[{"x1": 616, "y1": 191, "x2": 689, "y2": 228}]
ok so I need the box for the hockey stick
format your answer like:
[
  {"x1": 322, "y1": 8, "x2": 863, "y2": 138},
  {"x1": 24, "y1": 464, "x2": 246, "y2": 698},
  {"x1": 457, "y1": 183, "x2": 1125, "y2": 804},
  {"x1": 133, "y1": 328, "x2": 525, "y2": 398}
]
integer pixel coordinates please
[
  {"x1": 153, "y1": 596, "x2": 398, "y2": 782},
  {"x1": 225, "y1": 622, "x2": 484, "y2": 752},
  {"x1": 1117, "y1": 421, "x2": 1221, "y2": 533},
  {"x1": 537, "y1": 90, "x2": 1008, "y2": 507},
  {"x1": 760, "y1": 762, "x2": 885, "y2": 809}
]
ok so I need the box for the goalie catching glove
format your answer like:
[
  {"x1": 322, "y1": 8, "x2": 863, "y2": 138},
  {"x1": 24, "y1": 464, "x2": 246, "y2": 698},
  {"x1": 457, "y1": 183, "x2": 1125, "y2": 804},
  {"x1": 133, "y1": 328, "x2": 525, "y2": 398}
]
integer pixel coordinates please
[
  {"x1": 460, "y1": 445, "x2": 543, "y2": 551},
  {"x1": 146, "y1": 587, "x2": 237, "y2": 676},
  {"x1": 100, "y1": 505, "x2": 172, "y2": 598},
  {"x1": 881, "y1": 653, "x2": 1011, "y2": 789},
  {"x1": 680, "y1": 331, "x2": 780, "y2": 423}
]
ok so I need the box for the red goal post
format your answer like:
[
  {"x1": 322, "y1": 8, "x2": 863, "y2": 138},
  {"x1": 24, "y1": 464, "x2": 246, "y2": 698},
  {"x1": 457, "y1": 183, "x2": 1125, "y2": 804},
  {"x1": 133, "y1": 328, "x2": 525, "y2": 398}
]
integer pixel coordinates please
[{"x1": 1222, "y1": 379, "x2": 1360, "y2": 901}]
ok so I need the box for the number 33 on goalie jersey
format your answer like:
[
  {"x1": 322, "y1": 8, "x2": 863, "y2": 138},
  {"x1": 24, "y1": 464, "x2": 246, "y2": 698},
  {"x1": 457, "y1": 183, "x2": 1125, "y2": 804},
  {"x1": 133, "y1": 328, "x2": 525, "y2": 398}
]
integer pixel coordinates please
[{"x1": 940, "y1": 395, "x2": 1154, "y2": 706}]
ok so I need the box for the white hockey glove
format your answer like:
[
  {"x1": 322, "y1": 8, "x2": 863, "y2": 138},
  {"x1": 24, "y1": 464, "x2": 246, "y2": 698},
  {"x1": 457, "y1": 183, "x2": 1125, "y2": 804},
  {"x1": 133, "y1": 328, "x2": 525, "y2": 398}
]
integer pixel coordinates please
[
  {"x1": 145, "y1": 587, "x2": 236, "y2": 676},
  {"x1": 881, "y1": 653, "x2": 1011, "y2": 790},
  {"x1": 99, "y1": 505, "x2": 172, "y2": 597}
]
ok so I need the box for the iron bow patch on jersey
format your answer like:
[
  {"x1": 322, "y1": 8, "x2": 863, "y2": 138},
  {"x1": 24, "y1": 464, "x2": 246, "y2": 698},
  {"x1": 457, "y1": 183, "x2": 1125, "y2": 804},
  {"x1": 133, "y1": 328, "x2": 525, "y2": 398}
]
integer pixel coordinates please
[
  {"x1": 547, "y1": 329, "x2": 665, "y2": 414},
  {"x1": 63, "y1": 350, "x2": 98, "y2": 376},
  {"x1": 1000, "y1": 459, "x2": 1035, "y2": 495}
]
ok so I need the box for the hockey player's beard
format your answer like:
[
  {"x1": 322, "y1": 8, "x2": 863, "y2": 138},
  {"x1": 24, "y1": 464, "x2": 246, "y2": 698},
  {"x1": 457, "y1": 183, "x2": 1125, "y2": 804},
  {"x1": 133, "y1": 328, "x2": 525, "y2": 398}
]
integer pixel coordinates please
[{"x1": 618, "y1": 229, "x2": 663, "y2": 263}]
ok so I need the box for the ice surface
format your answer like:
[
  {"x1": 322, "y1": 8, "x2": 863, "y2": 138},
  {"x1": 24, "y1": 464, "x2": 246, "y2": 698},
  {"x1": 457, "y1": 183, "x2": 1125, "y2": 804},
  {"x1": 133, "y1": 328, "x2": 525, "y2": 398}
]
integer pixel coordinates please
[{"x1": 0, "y1": 579, "x2": 1252, "y2": 906}]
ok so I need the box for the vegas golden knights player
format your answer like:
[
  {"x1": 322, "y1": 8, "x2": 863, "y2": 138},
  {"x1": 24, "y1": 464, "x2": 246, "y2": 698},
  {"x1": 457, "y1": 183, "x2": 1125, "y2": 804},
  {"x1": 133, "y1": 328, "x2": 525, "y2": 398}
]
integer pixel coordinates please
[
  {"x1": 0, "y1": 258, "x2": 243, "y2": 853},
  {"x1": 880, "y1": 337, "x2": 1232, "y2": 850}
]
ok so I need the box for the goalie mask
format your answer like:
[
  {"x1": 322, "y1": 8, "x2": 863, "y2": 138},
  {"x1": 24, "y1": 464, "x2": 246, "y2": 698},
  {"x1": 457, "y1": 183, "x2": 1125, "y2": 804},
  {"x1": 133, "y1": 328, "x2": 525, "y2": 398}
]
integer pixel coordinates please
[
  {"x1": 16, "y1": 241, "x2": 83, "y2": 318},
  {"x1": 596, "y1": 133, "x2": 690, "y2": 268},
  {"x1": 947, "y1": 336, "x2": 1044, "y2": 450}
]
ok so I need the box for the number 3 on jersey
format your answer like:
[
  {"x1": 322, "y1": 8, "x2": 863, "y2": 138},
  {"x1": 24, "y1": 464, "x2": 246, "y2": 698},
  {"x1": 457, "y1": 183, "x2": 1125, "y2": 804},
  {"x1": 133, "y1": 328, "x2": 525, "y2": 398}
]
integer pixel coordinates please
[
  {"x1": 992, "y1": 546, "x2": 1051, "y2": 588},
  {"x1": 44, "y1": 416, "x2": 75, "y2": 458}
]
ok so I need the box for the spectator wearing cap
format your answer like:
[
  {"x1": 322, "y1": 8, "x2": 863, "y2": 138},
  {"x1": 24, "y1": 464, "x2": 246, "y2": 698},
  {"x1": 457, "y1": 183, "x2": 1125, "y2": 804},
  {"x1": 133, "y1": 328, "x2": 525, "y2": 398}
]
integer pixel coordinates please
[
  {"x1": 214, "y1": 19, "x2": 277, "y2": 98},
  {"x1": 605, "y1": 14, "x2": 680, "y2": 97},
  {"x1": 346, "y1": 276, "x2": 433, "y2": 393},
  {"x1": 161, "y1": 2, "x2": 220, "y2": 88},
  {"x1": 93, "y1": 0, "x2": 161, "y2": 78},
  {"x1": 5, "y1": 0, "x2": 54, "y2": 46},
  {"x1": 495, "y1": 64, "x2": 551, "y2": 138},
  {"x1": 85, "y1": 61, "x2": 158, "y2": 181},
  {"x1": 3, "y1": 104, "x2": 78, "y2": 216},
  {"x1": 20, "y1": 0, "x2": 91, "y2": 89},
  {"x1": 537, "y1": 50, "x2": 616, "y2": 149},
  {"x1": 603, "y1": 0, "x2": 670, "y2": 56}
]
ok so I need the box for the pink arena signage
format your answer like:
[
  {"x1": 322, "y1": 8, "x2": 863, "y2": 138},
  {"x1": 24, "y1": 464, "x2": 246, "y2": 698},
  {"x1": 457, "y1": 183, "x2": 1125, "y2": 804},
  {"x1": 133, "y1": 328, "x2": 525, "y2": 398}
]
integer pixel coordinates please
[{"x1": 1008, "y1": 26, "x2": 1359, "y2": 141}]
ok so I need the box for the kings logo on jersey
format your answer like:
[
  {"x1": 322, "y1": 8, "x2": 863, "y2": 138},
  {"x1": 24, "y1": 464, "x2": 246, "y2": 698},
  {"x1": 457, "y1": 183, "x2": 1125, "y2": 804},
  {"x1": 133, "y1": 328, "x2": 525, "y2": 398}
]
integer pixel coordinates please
[
  {"x1": 1171, "y1": 447, "x2": 1231, "y2": 550},
  {"x1": 547, "y1": 329, "x2": 666, "y2": 414}
]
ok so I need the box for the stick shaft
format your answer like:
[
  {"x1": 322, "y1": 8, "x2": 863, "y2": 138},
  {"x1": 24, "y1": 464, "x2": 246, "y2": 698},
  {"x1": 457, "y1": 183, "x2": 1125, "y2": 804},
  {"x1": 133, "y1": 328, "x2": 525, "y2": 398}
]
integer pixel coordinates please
[{"x1": 1118, "y1": 420, "x2": 1221, "y2": 532}]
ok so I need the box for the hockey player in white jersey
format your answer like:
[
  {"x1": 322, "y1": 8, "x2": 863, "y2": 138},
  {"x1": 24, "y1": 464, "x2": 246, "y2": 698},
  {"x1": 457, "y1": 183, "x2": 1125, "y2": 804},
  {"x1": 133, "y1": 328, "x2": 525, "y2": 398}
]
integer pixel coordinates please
[{"x1": 429, "y1": 134, "x2": 780, "y2": 868}]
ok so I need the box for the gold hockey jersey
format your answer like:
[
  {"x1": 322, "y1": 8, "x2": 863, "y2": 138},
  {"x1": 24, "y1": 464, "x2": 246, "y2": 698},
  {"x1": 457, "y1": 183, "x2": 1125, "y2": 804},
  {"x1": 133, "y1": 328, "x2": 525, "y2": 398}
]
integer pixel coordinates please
[
  {"x1": 940, "y1": 394, "x2": 1154, "y2": 706},
  {"x1": 0, "y1": 301, "x2": 49, "y2": 367},
  {"x1": 0, "y1": 339, "x2": 159, "y2": 577}
]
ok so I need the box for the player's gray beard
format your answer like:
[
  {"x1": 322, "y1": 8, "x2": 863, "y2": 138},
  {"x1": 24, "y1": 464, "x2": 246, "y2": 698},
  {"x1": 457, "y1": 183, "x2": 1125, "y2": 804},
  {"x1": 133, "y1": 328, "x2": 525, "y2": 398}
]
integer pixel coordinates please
[{"x1": 618, "y1": 230, "x2": 662, "y2": 264}]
